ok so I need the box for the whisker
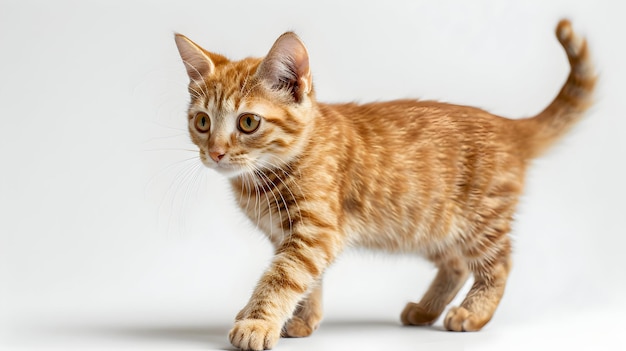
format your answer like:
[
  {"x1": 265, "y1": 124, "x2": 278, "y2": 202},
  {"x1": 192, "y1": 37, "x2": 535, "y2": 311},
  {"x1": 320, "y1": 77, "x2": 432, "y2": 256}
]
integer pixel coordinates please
[
  {"x1": 253, "y1": 165, "x2": 287, "y2": 240},
  {"x1": 240, "y1": 70, "x2": 250, "y2": 95},
  {"x1": 266, "y1": 155, "x2": 306, "y2": 190},
  {"x1": 257, "y1": 159, "x2": 303, "y2": 228},
  {"x1": 155, "y1": 159, "x2": 203, "y2": 237},
  {"x1": 269, "y1": 156, "x2": 308, "y2": 206},
  {"x1": 251, "y1": 165, "x2": 276, "y2": 238},
  {"x1": 188, "y1": 85, "x2": 204, "y2": 99},
  {"x1": 255, "y1": 162, "x2": 292, "y2": 236},
  {"x1": 244, "y1": 173, "x2": 254, "y2": 225},
  {"x1": 242, "y1": 164, "x2": 263, "y2": 235},
  {"x1": 252, "y1": 169, "x2": 263, "y2": 235},
  {"x1": 150, "y1": 120, "x2": 188, "y2": 133},
  {"x1": 142, "y1": 133, "x2": 190, "y2": 144},
  {"x1": 143, "y1": 148, "x2": 198, "y2": 153},
  {"x1": 240, "y1": 80, "x2": 264, "y2": 101},
  {"x1": 178, "y1": 162, "x2": 205, "y2": 235},
  {"x1": 238, "y1": 172, "x2": 247, "y2": 207},
  {"x1": 181, "y1": 59, "x2": 211, "y2": 98},
  {"x1": 145, "y1": 155, "x2": 199, "y2": 195}
]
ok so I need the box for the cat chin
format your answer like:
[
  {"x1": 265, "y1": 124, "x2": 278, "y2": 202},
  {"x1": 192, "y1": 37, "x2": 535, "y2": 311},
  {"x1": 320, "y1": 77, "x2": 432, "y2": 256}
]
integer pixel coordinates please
[{"x1": 209, "y1": 164, "x2": 248, "y2": 178}]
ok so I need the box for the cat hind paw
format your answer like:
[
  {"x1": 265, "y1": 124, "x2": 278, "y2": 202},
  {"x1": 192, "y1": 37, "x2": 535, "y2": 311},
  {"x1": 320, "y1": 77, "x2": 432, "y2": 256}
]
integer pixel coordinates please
[
  {"x1": 401, "y1": 302, "x2": 440, "y2": 326},
  {"x1": 443, "y1": 306, "x2": 489, "y2": 332}
]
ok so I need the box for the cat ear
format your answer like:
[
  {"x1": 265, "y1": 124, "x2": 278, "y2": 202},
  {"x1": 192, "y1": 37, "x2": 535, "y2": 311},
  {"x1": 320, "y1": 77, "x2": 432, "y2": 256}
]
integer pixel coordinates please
[
  {"x1": 256, "y1": 32, "x2": 312, "y2": 103},
  {"x1": 174, "y1": 34, "x2": 217, "y2": 82}
]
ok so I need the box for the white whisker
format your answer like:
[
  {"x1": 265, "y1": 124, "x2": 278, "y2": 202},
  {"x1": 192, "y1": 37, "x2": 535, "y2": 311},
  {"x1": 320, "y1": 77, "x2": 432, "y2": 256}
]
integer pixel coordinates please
[
  {"x1": 145, "y1": 155, "x2": 199, "y2": 195},
  {"x1": 257, "y1": 159, "x2": 303, "y2": 229},
  {"x1": 253, "y1": 165, "x2": 287, "y2": 240},
  {"x1": 181, "y1": 59, "x2": 211, "y2": 98},
  {"x1": 249, "y1": 165, "x2": 275, "y2": 238},
  {"x1": 242, "y1": 173, "x2": 254, "y2": 218},
  {"x1": 188, "y1": 85, "x2": 204, "y2": 99},
  {"x1": 154, "y1": 158, "x2": 203, "y2": 237},
  {"x1": 238, "y1": 173, "x2": 247, "y2": 207},
  {"x1": 240, "y1": 69, "x2": 250, "y2": 95},
  {"x1": 240, "y1": 80, "x2": 264, "y2": 101},
  {"x1": 241, "y1": 164, "x2": 263, "y2": 235},
  {"x1": 143, "y1": 148, "x2": 198, "y2": 153}
]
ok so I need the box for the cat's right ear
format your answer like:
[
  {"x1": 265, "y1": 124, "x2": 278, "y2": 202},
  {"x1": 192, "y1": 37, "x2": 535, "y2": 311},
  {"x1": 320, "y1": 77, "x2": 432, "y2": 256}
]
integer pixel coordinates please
[
  {"x1": 256, "y1": 32, "x2": 312, "y2": 103},
  {"x1": 174, "y1": 34, "x2": 216, "y2": 82}
]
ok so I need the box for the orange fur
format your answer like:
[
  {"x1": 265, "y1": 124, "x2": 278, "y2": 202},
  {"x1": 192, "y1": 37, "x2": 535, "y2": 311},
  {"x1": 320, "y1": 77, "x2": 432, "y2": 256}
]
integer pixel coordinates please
[{"x1": 175, "y1": 19, "x2": 596, "y2": 350}]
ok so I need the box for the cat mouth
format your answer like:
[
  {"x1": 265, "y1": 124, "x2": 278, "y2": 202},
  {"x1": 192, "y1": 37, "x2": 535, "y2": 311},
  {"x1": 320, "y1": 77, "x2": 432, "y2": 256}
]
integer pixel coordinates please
[
  {"x1": 203, "y1": 157, "x2": 233, "y2": 169},
  {"x1": 201, "y1": 156, "x2": 248, "y2": 177},
  {"x1": 198, "y1": 151, "x2": 259, "y2": 178}
]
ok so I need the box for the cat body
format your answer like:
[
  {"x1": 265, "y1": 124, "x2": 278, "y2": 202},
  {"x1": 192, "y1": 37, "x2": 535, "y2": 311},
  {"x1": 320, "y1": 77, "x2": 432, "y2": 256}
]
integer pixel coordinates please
[
  {"x1": 175, "y1": 20, "x2": 595, "y2": 350},
  {"x1": 234, "y1": 100, "x2": 525, "y2": 254}
]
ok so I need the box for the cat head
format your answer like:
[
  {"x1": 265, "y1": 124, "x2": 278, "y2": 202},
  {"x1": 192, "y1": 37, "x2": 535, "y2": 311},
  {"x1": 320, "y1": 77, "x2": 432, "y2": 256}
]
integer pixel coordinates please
[{"x1": 174, "y1": 32, "x2": 315, "y2": 178}]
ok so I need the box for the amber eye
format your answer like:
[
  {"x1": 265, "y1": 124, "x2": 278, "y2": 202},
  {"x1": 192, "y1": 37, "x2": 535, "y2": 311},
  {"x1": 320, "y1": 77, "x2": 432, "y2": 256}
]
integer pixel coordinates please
[
  {"x1": 238, "y1": 113, "x2": 261, "y2": 134},
  {"x1": 194, "y1": 112, "x2": 210, "y2": 133}
]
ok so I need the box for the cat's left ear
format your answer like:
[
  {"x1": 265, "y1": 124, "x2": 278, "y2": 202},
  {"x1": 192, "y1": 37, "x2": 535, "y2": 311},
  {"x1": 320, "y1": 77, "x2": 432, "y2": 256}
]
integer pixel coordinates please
[
  {"x1": 256, "y1": 32, "x2": 312, "y2": 103},
  {"x1": 174, "y1": 34, "x2": 223, "y2": 82}
]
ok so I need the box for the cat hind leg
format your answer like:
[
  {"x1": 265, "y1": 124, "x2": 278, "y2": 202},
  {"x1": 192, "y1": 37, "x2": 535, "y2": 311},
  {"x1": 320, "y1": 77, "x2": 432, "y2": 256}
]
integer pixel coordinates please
[
  {"x1": 401, "y1": 257, "x2": 469, "y2": 326},
  {"x1": 444, "y1": 236, "x2": 512, "y2": 332}
]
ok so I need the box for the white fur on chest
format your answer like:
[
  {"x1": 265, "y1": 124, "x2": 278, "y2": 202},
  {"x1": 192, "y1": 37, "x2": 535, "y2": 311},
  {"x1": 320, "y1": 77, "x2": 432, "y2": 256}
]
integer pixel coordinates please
[{"x1": 235, "y1": 186, "x2": 292, "y2": 246}]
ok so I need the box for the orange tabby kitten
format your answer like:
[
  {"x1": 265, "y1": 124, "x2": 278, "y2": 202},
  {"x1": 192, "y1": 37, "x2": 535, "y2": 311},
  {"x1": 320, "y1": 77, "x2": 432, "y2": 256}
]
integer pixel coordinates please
[{"x1": 174, "y1": 19, "x2": 595, "y2": 350}]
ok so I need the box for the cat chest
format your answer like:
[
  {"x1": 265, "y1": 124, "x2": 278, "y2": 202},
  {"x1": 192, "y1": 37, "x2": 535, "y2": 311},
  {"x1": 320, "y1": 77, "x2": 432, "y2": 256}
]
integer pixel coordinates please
[{"x1": 234, "y1": 186, "x2": 295, "y2": 244}]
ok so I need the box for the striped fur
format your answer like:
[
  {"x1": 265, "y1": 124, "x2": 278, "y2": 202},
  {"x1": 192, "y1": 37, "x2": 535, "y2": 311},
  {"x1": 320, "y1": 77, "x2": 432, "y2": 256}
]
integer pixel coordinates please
[{"x1": 175, "y1": 19, "x2": 596, "y2": 350}]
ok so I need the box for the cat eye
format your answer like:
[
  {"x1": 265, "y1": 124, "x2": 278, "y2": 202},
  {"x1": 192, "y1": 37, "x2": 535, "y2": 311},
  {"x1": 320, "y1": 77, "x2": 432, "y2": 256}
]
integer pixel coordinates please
[
  {"x1": 194, "y1": 112, "x2": 211, "y2": 133},
  {"x1": 238, "y1": 113, "x2": 261, "y2": 134}
]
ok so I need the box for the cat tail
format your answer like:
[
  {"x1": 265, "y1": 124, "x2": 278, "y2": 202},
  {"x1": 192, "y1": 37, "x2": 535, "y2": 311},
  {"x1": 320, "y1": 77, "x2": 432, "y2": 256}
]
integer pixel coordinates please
[{"x1": 518, "y1": 19, "x2": 597, "y2": 159}]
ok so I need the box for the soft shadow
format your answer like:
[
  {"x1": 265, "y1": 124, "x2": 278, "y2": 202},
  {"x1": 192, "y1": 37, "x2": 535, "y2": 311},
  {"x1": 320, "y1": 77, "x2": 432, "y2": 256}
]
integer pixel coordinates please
[
  {"x1": 322, "y1": 318, "x2": 452, "y2": 330},
  {"x1": 321, "y1": 319, "x2": 402, "y2": 329},
  {"x1": 61, "y1": 323, "x2": 236, "y2": 350},
  {"x1": 320, "y1": 318, "x2": 451, "y2": 334},
  {"x1": 310, "y1": 318, "x2": 474, "y2": 351},
  {"x1": 106, "y1": 324, "x2": 230, "y2": 345},
  {"x1": 425, "y1": 324, "x2": 449, "y2": 332},
  {"x1": 50, "y1": 319, "x2": 450, "y2": 350}
]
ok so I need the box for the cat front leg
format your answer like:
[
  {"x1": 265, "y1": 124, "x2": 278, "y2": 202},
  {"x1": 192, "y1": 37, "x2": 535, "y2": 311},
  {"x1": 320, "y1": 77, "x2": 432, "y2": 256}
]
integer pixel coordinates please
[{"x1": 229, "y1": 230, "x2": 339, "y2": 350}]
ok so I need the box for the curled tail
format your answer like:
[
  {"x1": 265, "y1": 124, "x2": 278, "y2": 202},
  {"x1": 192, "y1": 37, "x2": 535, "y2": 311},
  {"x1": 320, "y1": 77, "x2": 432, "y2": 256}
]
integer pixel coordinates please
[{"x1": 518, "y1": 19, "x2": 597, "y2": 159}]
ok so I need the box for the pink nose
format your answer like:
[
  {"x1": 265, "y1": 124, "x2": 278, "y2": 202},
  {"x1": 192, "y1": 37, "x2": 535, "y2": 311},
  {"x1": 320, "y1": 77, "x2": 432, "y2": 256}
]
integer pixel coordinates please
[{"x1": 209, "y1": 151, "x2": 225, "y2": 163}]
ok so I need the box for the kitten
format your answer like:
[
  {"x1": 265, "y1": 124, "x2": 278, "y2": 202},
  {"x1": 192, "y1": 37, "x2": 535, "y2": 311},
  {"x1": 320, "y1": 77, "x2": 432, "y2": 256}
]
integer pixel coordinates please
[{"x1": 174, "y1": 19, "x2": 595, "y2": 350}]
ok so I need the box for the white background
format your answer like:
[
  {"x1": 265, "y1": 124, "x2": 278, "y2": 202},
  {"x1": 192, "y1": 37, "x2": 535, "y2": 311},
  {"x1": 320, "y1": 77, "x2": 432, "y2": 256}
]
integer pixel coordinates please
[{"x1": 1, "y1": 0, "x2": 625, "y2": 350}]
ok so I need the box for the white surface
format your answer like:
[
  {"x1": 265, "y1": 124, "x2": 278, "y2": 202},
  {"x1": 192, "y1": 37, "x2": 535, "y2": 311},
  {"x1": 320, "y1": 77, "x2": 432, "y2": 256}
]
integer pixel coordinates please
[{"x1": 1, "y1": 0, "x2": 625, "y2": 350}]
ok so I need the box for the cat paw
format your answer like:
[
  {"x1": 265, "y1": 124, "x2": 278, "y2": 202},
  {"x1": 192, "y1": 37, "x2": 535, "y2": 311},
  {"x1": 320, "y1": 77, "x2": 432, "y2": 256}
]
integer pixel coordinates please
[
  {"x1": 443, "y1": 306, "x2": 487, "y2": 332},
  {"x1": 229, "y1": 319, "x2": 281, "y2": 350},
  {"x1": 282, "y1": 316, "x2": 317, "y2": 338},
  {"x1": 400, "y1": 302, "x2": 440, "y2": 326}
]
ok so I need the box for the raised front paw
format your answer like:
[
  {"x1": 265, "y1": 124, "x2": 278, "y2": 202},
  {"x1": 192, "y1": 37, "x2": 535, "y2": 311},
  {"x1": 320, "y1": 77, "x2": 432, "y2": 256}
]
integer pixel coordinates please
[
  {"x1": 443, "y1": 306, "x2": 489, "y2": 332},
  {"x1": 229, "y1": 319, "x2": 281, "y2": 351}
]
